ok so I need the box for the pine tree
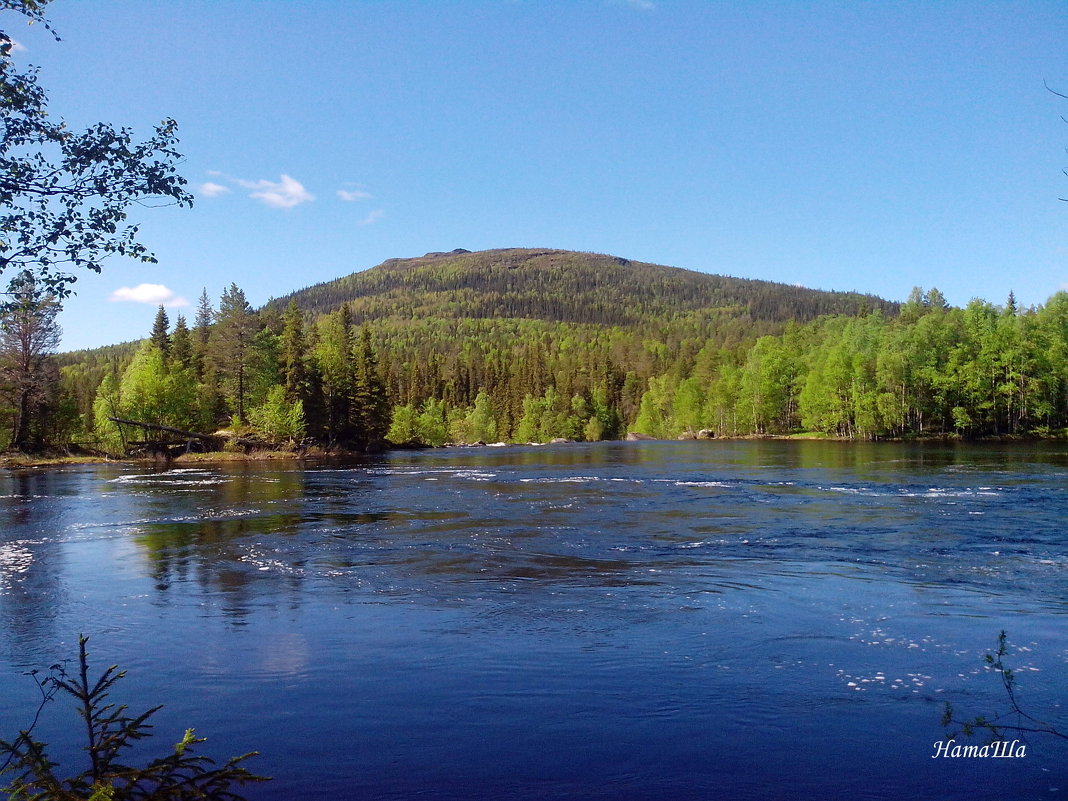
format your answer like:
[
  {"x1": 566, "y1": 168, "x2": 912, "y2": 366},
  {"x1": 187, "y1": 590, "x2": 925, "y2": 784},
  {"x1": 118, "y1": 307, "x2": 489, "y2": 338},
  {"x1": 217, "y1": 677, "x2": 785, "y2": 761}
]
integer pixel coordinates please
[
  {"x1": 0, "y1": 636, "x2": 267, "y2": 800},
  {"x1": 170, "y1": 314, "x2": 193, "y2": 371},
  {"x1": 352, "y1": 326, "x2": 390, "y2": 449},
  {"x1": 280, "y1": 300, "x2": 307, "y2": 403},
  {"x1": 1005, "y1": 290, "x2": 1018, "y2": 317},
  {"x1": 150, "y1": 305, "x2": 170, "y2": 356},
  {"x1": 0, "y1": 271, "x2": 61, "y2": 451},
  {"x1": 193, "y1": 288, "x2": 214, "y2": 379},
  {"x1": 190, "y1": 289, "x2": 222, "y2": 429},
  {"x1": 212, "y1": 284, "x2": 256, "y2": 421}
]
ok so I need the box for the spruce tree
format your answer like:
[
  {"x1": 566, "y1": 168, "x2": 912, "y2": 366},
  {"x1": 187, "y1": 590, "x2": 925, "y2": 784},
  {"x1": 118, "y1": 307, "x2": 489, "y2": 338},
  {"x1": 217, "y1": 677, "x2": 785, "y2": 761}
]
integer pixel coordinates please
[
  {"x1": 150, "y1": 305, "x2": 170, "y2": 356},
  {"x1": 170, "y1": 314, "x2": 193, "y2": 370},
  {"x1": 280, "y1": 300, "x2": 307, "y2": 403},
  {"x1": 353, "y1": 325, "x2": 390, "y2": 449},
  {"x1": 192, "y1": 288, "x2": 213, "y2": 378}
]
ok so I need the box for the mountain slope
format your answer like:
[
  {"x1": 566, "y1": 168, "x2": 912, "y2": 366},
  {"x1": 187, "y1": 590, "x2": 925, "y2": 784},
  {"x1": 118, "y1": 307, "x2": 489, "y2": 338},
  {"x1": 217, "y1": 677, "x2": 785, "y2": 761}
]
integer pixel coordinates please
[{"x1": 265, "y1": 248, "x2": 899, "y2": 327}]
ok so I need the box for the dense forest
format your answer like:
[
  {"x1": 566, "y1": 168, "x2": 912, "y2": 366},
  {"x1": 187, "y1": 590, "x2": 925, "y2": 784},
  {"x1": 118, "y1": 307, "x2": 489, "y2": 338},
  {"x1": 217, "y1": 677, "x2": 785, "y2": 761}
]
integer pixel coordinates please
[
  {"x1": 1, "y1": 248, "x2": 1065, "y2": 455},
  {"x1": 264, "y1": 248, "x2": 899, "y2": 327}
]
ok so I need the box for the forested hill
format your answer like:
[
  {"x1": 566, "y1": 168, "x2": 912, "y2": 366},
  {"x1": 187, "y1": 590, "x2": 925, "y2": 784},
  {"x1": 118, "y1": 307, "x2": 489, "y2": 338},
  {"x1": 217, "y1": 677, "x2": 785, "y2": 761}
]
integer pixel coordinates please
[
  {"x1": 24, "y1": 246, "x2": 1066, "y2": 454},
  {"x1": 264, "y1": 248, "x2": 899, "y2": 327}
]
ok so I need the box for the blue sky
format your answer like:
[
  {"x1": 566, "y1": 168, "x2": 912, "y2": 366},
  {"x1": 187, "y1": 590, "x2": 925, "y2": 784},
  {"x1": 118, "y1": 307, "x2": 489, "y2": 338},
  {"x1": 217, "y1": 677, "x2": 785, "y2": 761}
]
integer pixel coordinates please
[{"x1": 7, "y1": 0, "x2": 1068, "y2": 351}]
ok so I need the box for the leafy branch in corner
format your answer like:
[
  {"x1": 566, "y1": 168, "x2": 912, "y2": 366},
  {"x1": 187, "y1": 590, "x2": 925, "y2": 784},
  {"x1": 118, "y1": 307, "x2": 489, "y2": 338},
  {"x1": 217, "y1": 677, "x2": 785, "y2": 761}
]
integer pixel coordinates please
[
  {"x1": 1, "y1": 0, "x2": 194, "y2": 298},
  {"x1": 941, "y1": 630, "x2": 1068, "y2": 743},
  {"x1": 0, "y1": 635, "x2": 268, "y2": 800}
]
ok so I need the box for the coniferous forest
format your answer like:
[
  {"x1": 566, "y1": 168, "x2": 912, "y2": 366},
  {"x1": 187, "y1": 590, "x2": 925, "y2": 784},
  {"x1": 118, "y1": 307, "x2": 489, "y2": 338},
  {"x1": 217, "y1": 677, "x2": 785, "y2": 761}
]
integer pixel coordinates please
[{"x1": 3, "y1": 247, "x2": 1068, "y2": 455}]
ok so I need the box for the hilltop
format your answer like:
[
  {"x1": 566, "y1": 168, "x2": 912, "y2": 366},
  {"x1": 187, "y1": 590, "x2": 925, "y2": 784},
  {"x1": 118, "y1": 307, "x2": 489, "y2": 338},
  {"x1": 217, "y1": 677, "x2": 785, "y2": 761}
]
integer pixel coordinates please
[{"x1": 264, "y1": 248, "x2": 898, "y2": 328}]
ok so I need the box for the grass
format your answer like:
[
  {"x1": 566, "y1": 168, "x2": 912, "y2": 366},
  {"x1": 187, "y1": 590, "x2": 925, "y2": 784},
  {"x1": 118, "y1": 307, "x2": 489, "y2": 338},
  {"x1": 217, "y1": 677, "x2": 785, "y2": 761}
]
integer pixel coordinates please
[
  {"x1": 0, "y1": 452, "x2": 108, "y2": 469},
  {"x1": 0, "y1": 446, "x2": 325, "y2": 470},
  {"x1": 173, "y1": 449, "x2": 316, "y2": 463}
]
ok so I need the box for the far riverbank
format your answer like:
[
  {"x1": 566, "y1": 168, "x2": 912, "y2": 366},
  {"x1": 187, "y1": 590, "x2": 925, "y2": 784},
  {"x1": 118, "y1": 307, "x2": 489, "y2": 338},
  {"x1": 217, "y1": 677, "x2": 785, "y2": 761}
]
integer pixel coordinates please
[{"x1": 3, "y1": 430, "x2": 1065, "y2": 472}]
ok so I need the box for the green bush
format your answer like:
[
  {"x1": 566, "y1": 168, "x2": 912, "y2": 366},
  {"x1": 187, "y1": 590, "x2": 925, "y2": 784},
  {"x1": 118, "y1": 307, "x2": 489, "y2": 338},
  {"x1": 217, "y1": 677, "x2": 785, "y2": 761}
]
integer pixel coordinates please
[{"x1": 1, "y1": 636, "x2": 267, "y2": 800}]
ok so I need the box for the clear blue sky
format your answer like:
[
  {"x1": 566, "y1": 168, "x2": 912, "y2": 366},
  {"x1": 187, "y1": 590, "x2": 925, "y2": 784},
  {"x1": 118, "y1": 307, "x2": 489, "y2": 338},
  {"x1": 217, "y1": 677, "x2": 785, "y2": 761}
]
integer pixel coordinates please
[{"x1": 8, "y1": 0, "x2": 1068, "y2": 351}]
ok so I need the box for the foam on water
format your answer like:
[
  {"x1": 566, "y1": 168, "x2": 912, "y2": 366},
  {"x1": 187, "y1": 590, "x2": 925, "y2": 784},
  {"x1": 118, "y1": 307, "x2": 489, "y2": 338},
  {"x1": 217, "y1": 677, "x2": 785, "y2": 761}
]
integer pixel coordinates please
[{"x1": 0, "y1": 542, "x2": 34, "y2": 589}]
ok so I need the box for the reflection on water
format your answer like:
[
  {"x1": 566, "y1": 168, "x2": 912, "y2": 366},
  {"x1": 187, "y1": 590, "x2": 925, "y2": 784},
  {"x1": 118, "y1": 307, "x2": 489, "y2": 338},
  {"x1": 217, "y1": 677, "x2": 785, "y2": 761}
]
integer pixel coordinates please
[{"x1": 0, "y1": 442, "x2": 1066, "y2": 800}]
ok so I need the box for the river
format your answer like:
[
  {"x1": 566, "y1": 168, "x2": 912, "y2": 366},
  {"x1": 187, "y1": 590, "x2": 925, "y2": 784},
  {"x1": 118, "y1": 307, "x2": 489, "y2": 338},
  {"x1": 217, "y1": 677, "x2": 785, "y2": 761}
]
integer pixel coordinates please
[{"x1": 1, "y1": 440, "x2": 1065, "y2": 800}]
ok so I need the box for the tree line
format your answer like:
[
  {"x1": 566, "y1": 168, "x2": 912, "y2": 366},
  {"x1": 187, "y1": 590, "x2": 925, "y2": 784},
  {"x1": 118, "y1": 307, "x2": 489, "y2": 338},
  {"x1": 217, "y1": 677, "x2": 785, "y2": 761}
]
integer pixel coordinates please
[
  {"x1": 3, "y1": 277, "x2": 1067, "y2": 454},
  {"x1": 629, "y1": 288, "x2": 1068, "y2": 440}
]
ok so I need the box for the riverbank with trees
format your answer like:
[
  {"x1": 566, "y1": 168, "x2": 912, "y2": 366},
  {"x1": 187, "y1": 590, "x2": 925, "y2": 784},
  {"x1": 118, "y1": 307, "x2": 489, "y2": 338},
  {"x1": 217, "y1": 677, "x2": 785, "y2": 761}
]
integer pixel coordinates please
[{"x1": 5, "y1": 265, "x2": 1068, "y2": 459}]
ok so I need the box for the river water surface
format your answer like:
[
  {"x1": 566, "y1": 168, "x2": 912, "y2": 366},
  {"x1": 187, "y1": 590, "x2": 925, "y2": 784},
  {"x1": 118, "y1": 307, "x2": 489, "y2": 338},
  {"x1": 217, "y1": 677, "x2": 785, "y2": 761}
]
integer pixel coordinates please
[{"x1": 1, "y1": 441, "x2": 1065, "y2": 800}]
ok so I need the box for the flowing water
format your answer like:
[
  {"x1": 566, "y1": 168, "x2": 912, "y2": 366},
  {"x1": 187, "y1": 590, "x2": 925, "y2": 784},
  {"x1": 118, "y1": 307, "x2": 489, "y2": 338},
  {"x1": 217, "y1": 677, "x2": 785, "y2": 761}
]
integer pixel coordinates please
[{"x1": 0, "y1": 441, "x2": 1065, "y2": 800}]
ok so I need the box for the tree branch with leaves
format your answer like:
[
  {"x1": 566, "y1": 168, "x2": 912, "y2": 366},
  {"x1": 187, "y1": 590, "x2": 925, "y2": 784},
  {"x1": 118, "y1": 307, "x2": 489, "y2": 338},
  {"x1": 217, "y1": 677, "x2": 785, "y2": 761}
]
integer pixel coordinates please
[
  {"x1": 0, "y1": 0, "x2": 193, "y2": 297},
  {"x1": 942, "y1": 631, "x2": 1067, "y2": 743},
  {"x1": 0, "y1": 635, "x2": 268, "y2": 801}
]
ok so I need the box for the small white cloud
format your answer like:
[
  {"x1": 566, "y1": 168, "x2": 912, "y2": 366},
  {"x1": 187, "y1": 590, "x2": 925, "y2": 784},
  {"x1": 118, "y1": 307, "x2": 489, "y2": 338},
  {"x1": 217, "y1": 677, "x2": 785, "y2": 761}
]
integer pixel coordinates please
[
  {"x1": 5, "y1": 39, "x2": 27, "y2": 53},
  {"x1": 358, "y1": 209, "x2": 385, "y2": 226},
  {"x1": 235, "y1": 174, "x2": 314, "y2": 209},
  {"x1": 337, "y1": 188, "x2": 373, "y2": 202},
  {"x1": 109, "y1": 284, "x2": 189, "y2": 307},
  {"x1": 612, "y1": 0, "x2": 655, "y2": 8},
  {"x1": 198, "y1": 181, "x2": 231, "y2": 197}
]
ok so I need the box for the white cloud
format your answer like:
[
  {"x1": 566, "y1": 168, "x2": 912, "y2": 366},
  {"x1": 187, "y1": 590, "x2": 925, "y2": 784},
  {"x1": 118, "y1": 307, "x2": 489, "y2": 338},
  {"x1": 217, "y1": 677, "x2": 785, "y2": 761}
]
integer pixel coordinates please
[
  {"x1": 358, "y1": 209, "x2": 385, "y2": 226},
  {"x1": 337, "y1": 188, "x2": 373, "y2": 202},
  {"x1": 235, "y1": 174, "x2": 314, "y2": 209},
  {"x1": 109, "y1": 284, "x2": 189, "y2": 307},
  {"x1": 616, "y1": 0, "x2": 655, "y2": 8},
  {"x1": 6, "y1": 39, "x2": 27, "y2": 53},
  {"x1": 198, "y1": 181, "x2": 231, "y2": 197}
]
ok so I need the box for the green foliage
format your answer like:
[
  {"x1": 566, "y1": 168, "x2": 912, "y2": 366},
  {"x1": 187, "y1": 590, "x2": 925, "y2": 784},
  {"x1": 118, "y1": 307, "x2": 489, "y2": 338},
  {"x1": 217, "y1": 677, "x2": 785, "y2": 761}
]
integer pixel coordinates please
[
  {"x1": 415, "y1": 398, "x2": 448, "y2": 446},
  {"x1": 633, "y1": 375, "x2": 675, "y2": 438},
  {"x1": 0, "y1": 5, "x2": 193, "y2": 296},
  {"x1": 464, "y1": 389, "x2": 497, "y2": 443},
  {"x1": 117, "y1": 343, "x2": 199, "y2": 434},
  {"x1": 386, "y1": 403, "x2": 419, "y2": 445},
  {"x1": 312, "y1": 308, "x2": 354, "y2": 443},
  {"x1": 247, "y1": 385, "x2": 305, "y2": 444},
  {"x1": 0, "y1": 636, "x2": 267, "y2": 800},
  {"x1": 41, "y1": 250, "x2": 1068, "y2": 454},
  {"x1": 513, "y1": 393, "x2": 543, "y2": 443},
  {"x1": 90, "y1": 373, "x2": 124, "y2": 452},
  {"x1": 279, "y1": 301, "x2": 307, "y2": 404}
]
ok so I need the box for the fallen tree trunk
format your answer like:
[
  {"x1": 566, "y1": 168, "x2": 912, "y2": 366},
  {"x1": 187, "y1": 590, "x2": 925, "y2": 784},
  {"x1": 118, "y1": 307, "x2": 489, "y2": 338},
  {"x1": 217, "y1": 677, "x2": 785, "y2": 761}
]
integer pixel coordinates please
[{"x1": 108, "y1": 417, "x2": 220, "y2": 443}]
